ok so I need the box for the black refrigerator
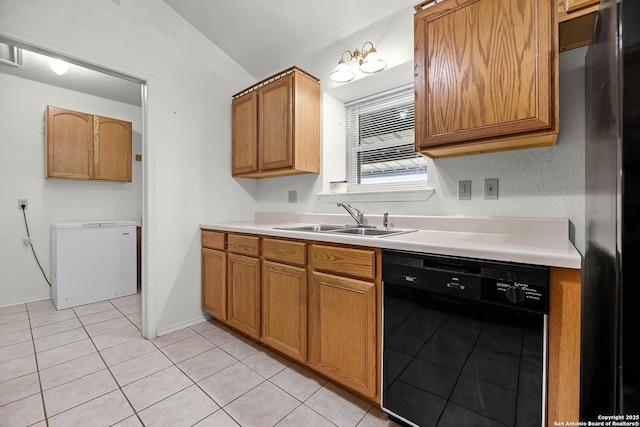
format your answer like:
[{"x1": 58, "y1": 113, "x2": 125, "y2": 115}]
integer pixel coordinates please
[{"x1": 583, "y1": 0, "x2": 640, "y2": 419}]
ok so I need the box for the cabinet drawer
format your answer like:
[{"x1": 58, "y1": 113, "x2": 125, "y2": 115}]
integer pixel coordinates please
[
  {"x1": 228, "y1": 234, "x2": 260, "y2": 257},
  {"x1": 202, "y1": 230, "x2": 225, "y2": 250},
  {"x1": 262, "y1": 238, "x2": 306, "y2": 266},
  {"x1": 311, "y1": 245, "x2": 376, "y2": 281}
]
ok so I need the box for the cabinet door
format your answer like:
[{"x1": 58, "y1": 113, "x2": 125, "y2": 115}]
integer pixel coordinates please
[
  {"x1": 415, "y1": 0, "x2": 554, "y2": 148},
  {"x1": 227, "y1": 254, "x2": 261, "y2": 339},
  {"x1": 232, "y1": 92, "x2": 258, "y2": 175},
  {"x1": 93, "y1": 115, "x2": 132, "y2": 182},
  {"x1": 258, "y1": 74, "x2": 293, "y2": 171},
  {"x1": 46, "y1": 106, "x2": 94, "y2": 179},
  {"x1": 262, "y1": 261, "x2": 307, "y2": 362},
  {"x1": 310, "y1": 272, "x2": 377, "y2": 398},
  {"x1": 202, "y1": 248, "x2": 227, "y2": 321}
]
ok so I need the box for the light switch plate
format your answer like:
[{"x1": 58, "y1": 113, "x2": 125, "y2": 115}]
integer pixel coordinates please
[
  {"x1": 484, "y1": 178, "x2": 499, "y2": 200},
  {"x1": 459, "y1": 180, "x2": 471, "y2": 200}
]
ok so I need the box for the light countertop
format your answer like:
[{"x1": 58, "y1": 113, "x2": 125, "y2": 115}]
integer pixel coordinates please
[{"x1": 200, "y1": 212, "x2": 582, "y2": 269}]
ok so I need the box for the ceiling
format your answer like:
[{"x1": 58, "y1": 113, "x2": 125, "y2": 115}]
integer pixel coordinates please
[
  {"x1": 0, "y1": 1, "x2": 417, "y2": 106},
  {"x1": 161, "y1": 0, "x2": 418, "y2": 78},
  {"x1": 0, "y1": 44, "x2": 142, "y2": 107}
]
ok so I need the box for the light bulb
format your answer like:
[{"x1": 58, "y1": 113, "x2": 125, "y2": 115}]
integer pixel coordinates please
[
  {"x1": 48, "y1": 58, "x2": 69, "y2": 75},
  {"x1": 330, "y1": 61, "x2": 355, "y2": 83},
  {"x1": 359, "y1": 51, "x2": 387, "y2": 74}
]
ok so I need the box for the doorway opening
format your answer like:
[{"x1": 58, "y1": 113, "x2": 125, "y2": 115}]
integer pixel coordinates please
[{"x1": 0, "y1": 34, "x2": 153, "y2": 338}]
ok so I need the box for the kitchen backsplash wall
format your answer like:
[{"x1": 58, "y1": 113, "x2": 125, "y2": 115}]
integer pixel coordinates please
[
  {"x1": 0, "y1": 73, "x2": 143, "y2": 306},
  {"x1": 255, "y1": 9, "x2": 587, "y2": 254}
]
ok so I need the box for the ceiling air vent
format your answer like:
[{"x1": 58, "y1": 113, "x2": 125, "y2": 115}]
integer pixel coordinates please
[{"x1": 0, "y1": 42, "x2": 23, "y2": 68}]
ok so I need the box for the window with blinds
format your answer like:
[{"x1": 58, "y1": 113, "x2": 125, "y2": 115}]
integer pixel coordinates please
[{"x1": 345, "y1": 84, "x2": 427, "y2": 192}]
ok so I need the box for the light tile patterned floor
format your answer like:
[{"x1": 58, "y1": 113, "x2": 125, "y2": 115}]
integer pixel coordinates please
[{"x1": 0, "y1": 296, "x2": 399, "y2": 427}]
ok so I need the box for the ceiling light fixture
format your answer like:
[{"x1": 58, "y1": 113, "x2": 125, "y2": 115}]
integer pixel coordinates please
[
  {"x1": 48, "y1": 57, "x2": 69, "y2": 75},
  {"x1": 330, "y1": 41, "x2": 387, "y2": 83}
]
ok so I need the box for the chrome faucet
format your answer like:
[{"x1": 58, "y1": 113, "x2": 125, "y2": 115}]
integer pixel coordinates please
[{"x1": 337, "y1": 203, "x2": 365, "y2": 226}]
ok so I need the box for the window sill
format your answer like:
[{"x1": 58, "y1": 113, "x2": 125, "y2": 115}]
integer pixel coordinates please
[{"x1": 317, "y1": 188, "x2": 435, "y2": 203}]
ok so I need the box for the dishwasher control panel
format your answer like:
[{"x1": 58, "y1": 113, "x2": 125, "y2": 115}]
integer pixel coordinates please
[{"x1": 382, "y1": 250, "x2": 549, "y2": 314}]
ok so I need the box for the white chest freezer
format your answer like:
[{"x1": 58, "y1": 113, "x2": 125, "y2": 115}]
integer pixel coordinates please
[{"x1": 51, "y1": 221, "x2": 137, "y2": 310}]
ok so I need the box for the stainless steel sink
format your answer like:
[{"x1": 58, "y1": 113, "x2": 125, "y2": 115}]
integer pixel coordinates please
[
  {"x1": 330, "y1": 227, "x2": 416, "y2": 238},
  {"x1": 275, "y1": 224, "x2": 352, "y2": 232},
  {"x1": 274, "y1": 224, "x2": 416, "y2": 238}
]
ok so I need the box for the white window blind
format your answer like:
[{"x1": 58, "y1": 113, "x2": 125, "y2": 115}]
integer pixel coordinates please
[{"x1": 345, "y1": 84, "x2": 427, "y2": 193}]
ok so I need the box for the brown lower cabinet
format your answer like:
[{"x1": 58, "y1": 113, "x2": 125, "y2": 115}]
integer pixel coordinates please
[
  {"x1": 200, "y1": 228, "x2": 581, "y2": 418},
  {"x1": 201, "y1": 248, "x2": 227, "y2": 320},
  {"x1": 262, "y1": 260, "x2": 307, "y2": 362},
  {"x1": 309, "y1": 271, "x2": 377, "y2": 399},
  {"x1": 227, "y1": 253, "x2": 261, "y2": 339}
]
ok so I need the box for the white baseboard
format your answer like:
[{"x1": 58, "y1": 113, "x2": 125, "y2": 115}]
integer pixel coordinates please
[{"x1": 155, "y1": 313, "x2": 210, "y2": 337}]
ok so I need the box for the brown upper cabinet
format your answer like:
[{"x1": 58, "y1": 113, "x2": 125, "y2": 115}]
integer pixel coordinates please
[
  {"x1": 231, "y1": 66, "x2": 320, "y2": 178},
  {"x1": 413, "y1": 0, "x2": 558, "y2": 158},
  {"x1": 46, "y1": 106, "x2": 132, "y2": 182}
]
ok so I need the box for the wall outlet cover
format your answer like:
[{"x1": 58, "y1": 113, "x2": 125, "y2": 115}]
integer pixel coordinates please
[
  {"x1": 459, "y1": 180, "x2": 471, "y2": 200},
  {"x1": 18, "y1": 199, "x2": 28, "y2": 210},
  {"x1": 484, "y1": 178, "x2": 499, "y2": 200},
  {"x1": 288, "y1": 190, "x2": 297, "y2": 203}
]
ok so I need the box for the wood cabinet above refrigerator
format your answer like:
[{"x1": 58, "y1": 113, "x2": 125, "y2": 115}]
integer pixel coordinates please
[{"x1": 413, "y1": 0, "x2": 558, "y2": 158}]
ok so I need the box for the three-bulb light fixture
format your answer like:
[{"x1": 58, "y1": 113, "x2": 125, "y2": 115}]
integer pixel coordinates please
[{"x1": 329, "y1": 41, "x2": 387, "y2": 83}]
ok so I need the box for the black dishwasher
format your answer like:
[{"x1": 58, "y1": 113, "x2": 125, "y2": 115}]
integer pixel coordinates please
[{"x1": 381, "y1": 249, "x2": 549, "y2": 427}]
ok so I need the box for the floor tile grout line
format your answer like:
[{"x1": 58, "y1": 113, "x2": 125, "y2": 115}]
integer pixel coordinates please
[
  {"x1": 124, "y1": 321, "x2": 243, "y2": 426},
  {"x1": 0, "y1": 314, "x2": 29, "y2": 326},
  {"x1": 25, "y1": 302, "x2": 51, "y2": 427},
  {"x1": 163, "y1": 323, "x2": 283, "y2": 426},
  {"x1": 72, "y1": 301, "x2": 146, "y2": 427},
  {"x1": 169, "y1": 342, "x2": 241, "y2": 407},
  {"x1": 186, "y1": 324, "x2": 330, "y2": 406},
  {"x1": 0, "y1": 321, "x2": 31, "y2": 339},
  {"x1": 279, "y1": 401, "x2": 341, "y2": 427},
  {"x1": 42, "y1": 386, "x2": 121, "y2": 421},
  {"x1": 148, "y1": 327, "x2": 201, "y2": 351},
  {"x1": 353, "y1": 409, "x2": 369, "y2": 427},
  {"x1": 181, "y1": 327, "x2": 314, "y2": 426},
  {"x1": 32, "y1": 327, "x2": 89, "y2": 354},
  {"x1": 188, "y1": 407, "x2": 240, "y2": 427},
  {"x1": 12, "y1": 304, "x2": 382, "y2": 427},
  {"x1": 16, "y1": 298, "x2": 144, "y2": 425},
  {"x1": 0, "y1": 377, "x2": 41, "y2": 407},
  {"x1": 153, "y1": 318, "x2": 371, "y2": 427},
  {"x1": 30, "y1": 302, "x2": 144, "y2": 425},
  {"x1": 72, "y1": 300, "x2": 118, "y2": 319},
  {"x1": 0, "y1": 341, "x2": 36, "y2": 366}
]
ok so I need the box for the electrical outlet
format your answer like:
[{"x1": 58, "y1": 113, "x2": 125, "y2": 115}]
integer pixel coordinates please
[
  {"x1": 288, "y1": 190, "x2": 297, "y2": 203},
  {"x1": 458, "y1": 180, "x2": 471, "y2": 200},
  {"x1": 18, "y1": 199, "x2": 28, "y2": 210},
  {"x1": 484, "y1": 178, "x2": 499, "y2": 200},
  {"x1": 22, "y1": 238, "x2": 31, "y2": 247}
]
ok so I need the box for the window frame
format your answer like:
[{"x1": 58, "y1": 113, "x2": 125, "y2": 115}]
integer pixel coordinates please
[{"x1": 344, "y1": 84, "x2": 428, "y2": 193}]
